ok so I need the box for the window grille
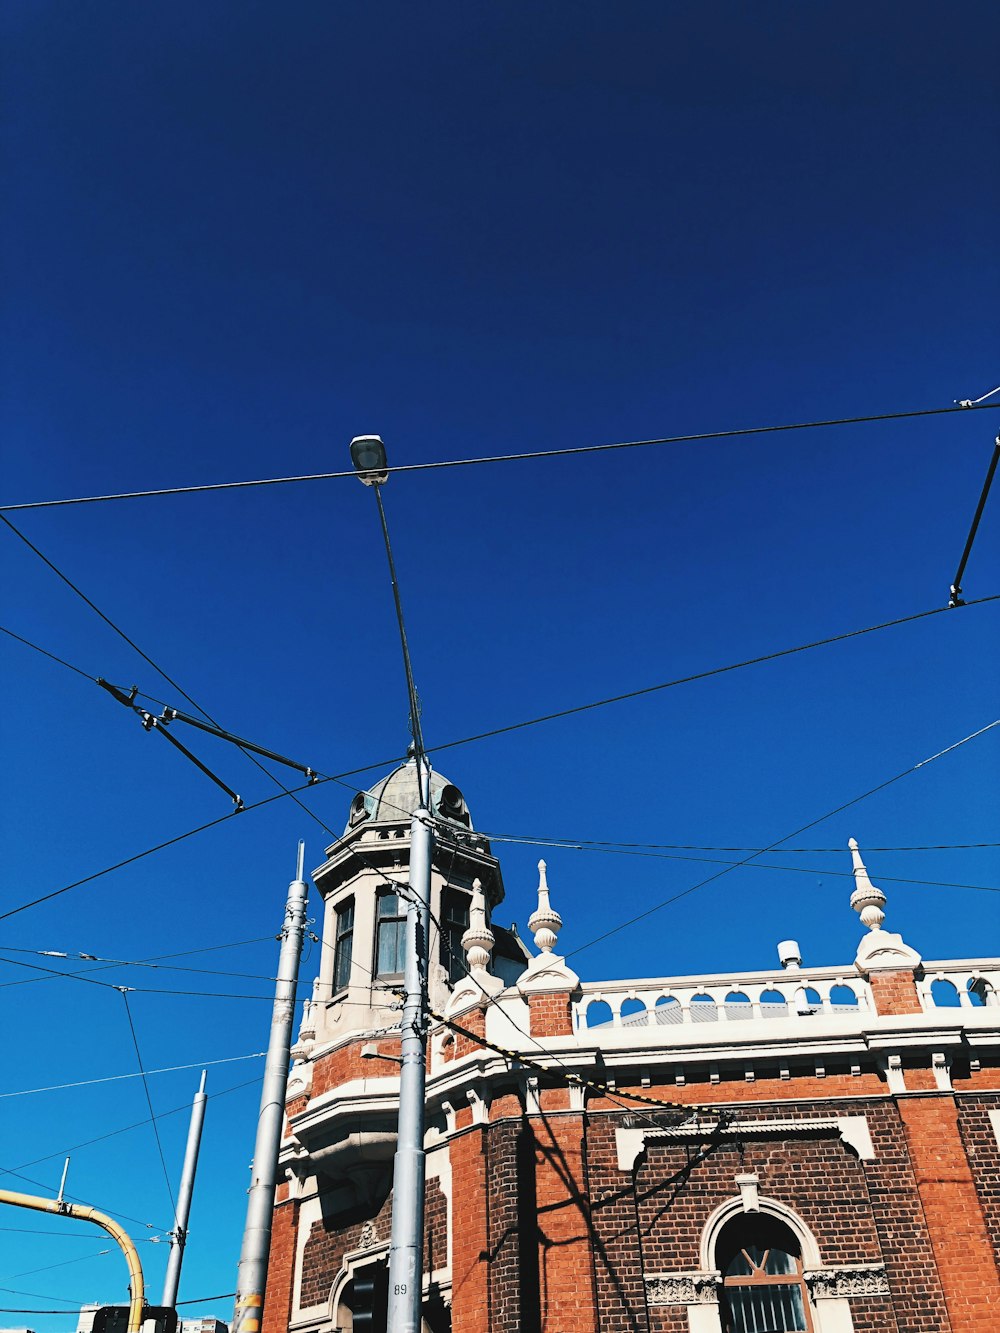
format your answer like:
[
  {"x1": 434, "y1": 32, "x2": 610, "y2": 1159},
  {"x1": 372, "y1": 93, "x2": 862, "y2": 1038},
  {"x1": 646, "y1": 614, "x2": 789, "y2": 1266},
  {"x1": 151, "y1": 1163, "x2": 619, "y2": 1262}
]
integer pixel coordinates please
[{"x1": 718, "y1": 1214, "x2": 814, "y2": 1332}]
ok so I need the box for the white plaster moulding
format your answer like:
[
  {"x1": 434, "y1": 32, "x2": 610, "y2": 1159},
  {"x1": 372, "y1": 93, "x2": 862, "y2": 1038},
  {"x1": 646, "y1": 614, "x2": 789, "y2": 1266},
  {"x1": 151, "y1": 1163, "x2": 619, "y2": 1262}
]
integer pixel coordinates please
[
  {"x1": 615, "y1": 1115, "x2": 876, "y2": 1172},
  {"x1": 290, "y1": 1085, "x2": 404, "y2": 1134}
]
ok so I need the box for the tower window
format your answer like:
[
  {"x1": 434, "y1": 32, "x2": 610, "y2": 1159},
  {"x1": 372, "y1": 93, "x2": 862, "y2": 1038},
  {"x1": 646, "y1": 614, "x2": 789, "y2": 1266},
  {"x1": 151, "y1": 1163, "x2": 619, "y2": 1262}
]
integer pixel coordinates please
[
  {"x1": 441, "y1": 889, "x2": 470, "y2": 984},
  {"x1": 717, "y1": 1213, "x2": 814, "y2": 1332},
  {"x1": 376, "y1": 890, "x2": 407, "y2": 976},
  {"x1": 333, "y1": 898, "x2": 354, "y2": 993}
]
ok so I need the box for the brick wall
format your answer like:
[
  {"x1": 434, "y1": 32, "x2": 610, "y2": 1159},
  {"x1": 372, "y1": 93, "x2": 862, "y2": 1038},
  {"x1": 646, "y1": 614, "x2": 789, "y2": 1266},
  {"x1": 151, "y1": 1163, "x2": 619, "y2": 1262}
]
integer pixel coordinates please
[
  {"x1": 584, "y1": 1099, "x2": 952, "y2": 1333},
  {"x1": 309, "y1": 1035, "x2": 402, "y2": 1099},
  {"x1": 957, "y1": 1094, "x2": 1000, "y2": 1276},
  {"x1": 296, "y1": 1178, "x2": 446, "y2": 1316}
]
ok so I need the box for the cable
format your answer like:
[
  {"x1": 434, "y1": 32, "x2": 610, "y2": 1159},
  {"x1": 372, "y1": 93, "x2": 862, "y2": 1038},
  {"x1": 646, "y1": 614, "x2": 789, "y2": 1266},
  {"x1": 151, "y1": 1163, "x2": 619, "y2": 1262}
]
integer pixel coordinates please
[
  {"x1": 433, "y1": 1007, "x2": 703, "y2": 1118},
  {"x1": 0, "y1": 778, "x2": 315, "y2": 924},
  {"x1": 462, "y1": 833, "x2": 1000, "y2": 855},
  {"x1": 8, "y1": 1249, "x2": 112, "y2": 1280},
  {"x1": 3, "y1": 402, "x2": 998, "y2": 514},
  {"x1": 7, "y1": 590, "x2": 998, "y2": 805},
  {"x1": 0, "y1": 516, "x2": 350, "y2": 848},
  {"x1": 0, "y1": 943, "x2": 282, "y2": 983},
  {"x1": 0, "y1": 625, "x2": 94, "y2": 680},
  {"x1": 0, "y1": 1296, "x2": 237, "y2": 1315},
  {"x1": 567, "y1": 718, "x2": 1000, "y2": 958},
  {"x1": 0, "y1": 1051, "x2": 265, "y2": 1102},
  {"x1": 119, "y1": 992, "x2": 177, "y2": 1217},
  {"x1": 0, "y1": 1162, "x2": 166, "y2": 1233},
  {"x1": 2, "y1": 1076, "x2": 262, "y2": 1179},
  {"x1": 372, "y1": 481, "x2": 425, "y2": 760},
  {"x1": 0, "y1": 936, "x2": 277, "y2": 993},
  {"x1": 426, "y1": 594, "x2": 1000, "y2": 754},
  {"x1": 468, "y1": 831, "x2": 1000, "y2": 892},
  {"x1": 0, "y1": 1288, "x2": 85, "y2": 1305}
]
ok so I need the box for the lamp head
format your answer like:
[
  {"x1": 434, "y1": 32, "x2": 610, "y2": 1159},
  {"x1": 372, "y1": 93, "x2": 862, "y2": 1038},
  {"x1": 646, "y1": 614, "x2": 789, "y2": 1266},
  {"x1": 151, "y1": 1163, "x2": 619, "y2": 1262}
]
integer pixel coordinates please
[{"x1": 350, "y1": 434, "x2": 389, "y2": 486}]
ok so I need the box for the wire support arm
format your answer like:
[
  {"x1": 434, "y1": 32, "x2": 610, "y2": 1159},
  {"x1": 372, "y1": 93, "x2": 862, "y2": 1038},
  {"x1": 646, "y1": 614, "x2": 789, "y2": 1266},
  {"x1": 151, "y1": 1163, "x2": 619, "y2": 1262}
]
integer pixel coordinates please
[
  {"x1": 96, "y1": 680, "x2": 317, "y2": 780},
  {"x1": 97, "y1": 679, "x2": 243, "y2": 809},
  {"x1": 949, "y1": 432, "x2": 1000, "y2": 606}
]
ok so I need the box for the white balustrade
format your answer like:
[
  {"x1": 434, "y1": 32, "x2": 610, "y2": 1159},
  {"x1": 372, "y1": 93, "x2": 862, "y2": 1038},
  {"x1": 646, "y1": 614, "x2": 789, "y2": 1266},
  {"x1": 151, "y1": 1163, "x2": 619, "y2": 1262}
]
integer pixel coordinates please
[
  {"x1": 575, "y1": 966, "x2": 873, "y2": 1033},
  {"x1": 576, "y1": 959, "x2": 1000, "y2": 1033},
  {"x1": 916, "y1": 960, "x2": 1000, "y2": 1012}
]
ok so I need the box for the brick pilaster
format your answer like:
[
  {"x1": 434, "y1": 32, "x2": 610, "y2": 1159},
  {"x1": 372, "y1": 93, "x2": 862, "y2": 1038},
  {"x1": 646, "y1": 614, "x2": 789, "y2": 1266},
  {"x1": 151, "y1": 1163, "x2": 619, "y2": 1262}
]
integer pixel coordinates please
[
  {"x1": 533, "y1": 1112, "x2": 598, "y2": 1333},
  {"x1": 262, "y1": 1187, "x2": 299, "y2": 1333},
  {"x1": 898, "y1": 1096, "x2": 1000, "y2": 1331},
  {"x1": 869, "y1": 968, "x2": 923, "y2": 1015},
  {"x1": 450, "y1": 1127, "x2": 490, "y2": 1333},
  {"x1": 526, "y1": 990, "x2": 574, "y2": 1037}
]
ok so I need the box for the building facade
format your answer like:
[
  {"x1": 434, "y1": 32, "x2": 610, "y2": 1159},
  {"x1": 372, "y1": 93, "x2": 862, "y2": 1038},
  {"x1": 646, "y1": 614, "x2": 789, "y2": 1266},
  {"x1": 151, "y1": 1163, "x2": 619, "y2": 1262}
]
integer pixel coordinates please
[{"x1": 262, "y1": 760, "x2": 1000, "y2": 1333}]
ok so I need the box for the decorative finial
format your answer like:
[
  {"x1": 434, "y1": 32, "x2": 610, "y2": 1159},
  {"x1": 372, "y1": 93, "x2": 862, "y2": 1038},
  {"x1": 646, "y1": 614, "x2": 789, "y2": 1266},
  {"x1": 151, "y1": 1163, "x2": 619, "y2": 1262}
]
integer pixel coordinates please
[
  {"x1": 528, "y1": 859, "x2": 563, "y2": 954},
  {"x1": 849, "y1": 838, "x2": 887, "y2": 931},
  {"x1": 461, "y1": 878, "x2": 496, "y2": 975}
]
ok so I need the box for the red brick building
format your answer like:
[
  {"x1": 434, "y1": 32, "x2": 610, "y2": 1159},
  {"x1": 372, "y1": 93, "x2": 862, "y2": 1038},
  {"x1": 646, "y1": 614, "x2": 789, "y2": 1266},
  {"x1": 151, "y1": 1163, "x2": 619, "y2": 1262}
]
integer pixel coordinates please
[{"x1": 263, "y1": 761, "x2": 1000, "y2": 1333}]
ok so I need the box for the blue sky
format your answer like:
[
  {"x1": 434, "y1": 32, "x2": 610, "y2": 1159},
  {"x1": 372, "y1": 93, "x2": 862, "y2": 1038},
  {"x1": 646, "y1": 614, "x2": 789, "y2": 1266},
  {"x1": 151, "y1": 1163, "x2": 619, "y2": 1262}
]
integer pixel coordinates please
[{"x1": 1, "y1": 3, "x2": 998, "y2": 1328}]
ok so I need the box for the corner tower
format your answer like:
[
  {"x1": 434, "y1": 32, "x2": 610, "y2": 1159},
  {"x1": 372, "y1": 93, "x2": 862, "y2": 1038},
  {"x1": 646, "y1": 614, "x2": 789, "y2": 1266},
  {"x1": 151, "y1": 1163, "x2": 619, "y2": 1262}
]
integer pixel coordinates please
[{"x1": 307, "y1": 756, "x2": 512, "y2": 1047}]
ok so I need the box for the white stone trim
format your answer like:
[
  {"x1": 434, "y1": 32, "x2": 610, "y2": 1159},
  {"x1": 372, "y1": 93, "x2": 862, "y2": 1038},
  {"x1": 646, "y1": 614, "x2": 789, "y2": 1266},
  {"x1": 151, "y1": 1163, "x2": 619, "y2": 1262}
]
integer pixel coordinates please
[
  {"x1": 426, "y1": 1140, "x2": 452, "y2": 1284},
  {"x1": 289, "y1": 1190, "x2": 324, "y2": 1320},
  {"x1": 805, "y1": 1264, "x2": 889, "y2": 1298},
  {"x1": 646, "y1": 1271, "x2": 720, "y2": 1305},
  {"x1": 616, "y1": 1113, "x2": 875, "y2": 1172},
  {"x1": 699, "y1": 1194, "x2": 823, "y2": 1270},
  {"x1": 989, "y1": 1108, "x2": 1000, "y2": 1151}
]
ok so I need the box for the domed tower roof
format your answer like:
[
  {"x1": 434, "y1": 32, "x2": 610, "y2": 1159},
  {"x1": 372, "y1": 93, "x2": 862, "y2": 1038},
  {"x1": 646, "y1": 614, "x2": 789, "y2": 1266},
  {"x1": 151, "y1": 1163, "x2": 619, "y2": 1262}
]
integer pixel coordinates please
[{"x1": 344, "y1": 757, "x2": 474, "y2": 834}]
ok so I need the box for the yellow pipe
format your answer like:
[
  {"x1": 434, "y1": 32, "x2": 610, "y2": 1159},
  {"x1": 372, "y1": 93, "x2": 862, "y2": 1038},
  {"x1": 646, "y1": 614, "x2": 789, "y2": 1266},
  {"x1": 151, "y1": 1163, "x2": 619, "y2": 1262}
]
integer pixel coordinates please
[{"x1": 0, "y1": 1187, "x2": 145, "y2": 1332}]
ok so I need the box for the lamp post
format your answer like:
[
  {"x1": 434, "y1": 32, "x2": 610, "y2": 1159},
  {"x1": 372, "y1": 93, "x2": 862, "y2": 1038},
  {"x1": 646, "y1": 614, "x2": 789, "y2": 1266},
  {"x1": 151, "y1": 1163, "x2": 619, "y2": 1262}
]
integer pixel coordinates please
[{"x1": 351, "y1": 436, "x2": 433, "y2": 1333}]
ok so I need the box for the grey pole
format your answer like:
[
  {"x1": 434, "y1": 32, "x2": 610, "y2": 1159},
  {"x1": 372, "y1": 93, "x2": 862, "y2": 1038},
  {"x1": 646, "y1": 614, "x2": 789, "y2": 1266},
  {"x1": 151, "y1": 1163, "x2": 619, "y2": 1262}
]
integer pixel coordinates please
[
  {"x1": 233, "y1": 842, "x2": 309, "y2": 1333},
  {"x1": 161, "y1": 1070, "x2": 208, "y2": 1308},
  {"x1": 386, "y1": 766, "x2": 433, "y2": 1333},
  {"x1": 349, "y1": 436, "x2": 434, "y2": 1333}
]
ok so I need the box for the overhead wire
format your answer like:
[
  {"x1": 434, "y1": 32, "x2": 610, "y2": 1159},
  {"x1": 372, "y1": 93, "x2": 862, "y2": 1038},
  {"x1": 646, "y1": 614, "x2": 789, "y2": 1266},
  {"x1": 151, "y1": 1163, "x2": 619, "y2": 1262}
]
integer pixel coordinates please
[
  {"x1": 0, "y1": 1161, "x2": 167, "y2": 1233},
  {"x1": 2, "y1": 401, "x2": 998, "y2": 513},
  {"x1": 118, "y1": 991, "x2": 177, "y2": 1217},
  {"x1": 566, "y1": 718, "x2": 1000, "y2": 958},
  {"x1": 0, "y1": 935, "x2": 277, "y2": 993},
  {"x1": 0, "y1": 1052, "x2": 265, "y2": 1103},
  {"x1": 2, "y1": 1075, "x2": 262, "y2": 1177},
  {"x1": 0, "y1": 514, "x2": 356, "y2": 852},
  {"x1": 467, "y1": 830, "x2": 1000, "y2": 892},
  {"x1": 425, "y1": 594, "x2": 1000, "y2": 754}
]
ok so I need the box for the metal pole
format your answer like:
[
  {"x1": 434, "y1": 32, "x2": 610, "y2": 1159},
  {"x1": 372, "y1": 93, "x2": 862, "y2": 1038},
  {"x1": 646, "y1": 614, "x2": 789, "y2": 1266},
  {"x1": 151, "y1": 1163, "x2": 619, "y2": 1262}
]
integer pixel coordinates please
[
  {"x1": 386, "y1": 774, "x2": 433, "y2": 1333},
  {"x1": 233, "y1": 842, "x2": 309, "y2": 1333},
  {"x1": 162, "y1": 1070, "x2": 208, "y2": 1308},
  {"x1": 0, "y1": 1187, "x2": 145, "y2": 1333}
]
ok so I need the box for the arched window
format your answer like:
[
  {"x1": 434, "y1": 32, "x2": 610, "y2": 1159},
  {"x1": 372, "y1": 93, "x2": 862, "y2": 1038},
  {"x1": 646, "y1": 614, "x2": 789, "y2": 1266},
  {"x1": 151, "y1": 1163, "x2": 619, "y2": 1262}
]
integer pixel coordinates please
[{"x1": 716, "y1": 1212, "x2": 814, "y2": 1332}]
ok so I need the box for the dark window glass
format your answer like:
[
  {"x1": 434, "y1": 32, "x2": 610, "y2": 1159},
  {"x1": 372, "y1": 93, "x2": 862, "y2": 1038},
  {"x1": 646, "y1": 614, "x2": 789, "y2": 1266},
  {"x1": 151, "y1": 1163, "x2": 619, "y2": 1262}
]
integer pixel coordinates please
[
  {"x1": 440, "y1": 889, "x2": 470, "y2": 983},
  {"x1": 376, "y1": 891, "x2": 406, "y2": 976},
  {"x1": 333, "y1": 898, "x2": 354, "y2": 993},
  {"x1": 718, "y1": 1215, "x2": 813, "y2": 1333}
]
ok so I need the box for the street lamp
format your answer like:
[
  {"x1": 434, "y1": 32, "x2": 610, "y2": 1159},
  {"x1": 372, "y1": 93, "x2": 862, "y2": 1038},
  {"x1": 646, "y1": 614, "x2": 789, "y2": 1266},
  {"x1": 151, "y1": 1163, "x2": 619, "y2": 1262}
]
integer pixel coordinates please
[
  {"x1": 350, "y1": 434, "x2": 390, "y2": 486},
  {"x1": 351, "y1": 434, "x2": 432, "y2": 1333}
]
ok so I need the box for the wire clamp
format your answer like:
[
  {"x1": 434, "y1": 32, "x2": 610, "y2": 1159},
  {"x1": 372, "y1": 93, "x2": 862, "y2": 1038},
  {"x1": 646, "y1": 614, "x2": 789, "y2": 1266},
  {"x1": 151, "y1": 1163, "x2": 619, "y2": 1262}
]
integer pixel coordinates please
[{"x1": 949, "y1": 584, "x2": 965, "y2": 608}]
